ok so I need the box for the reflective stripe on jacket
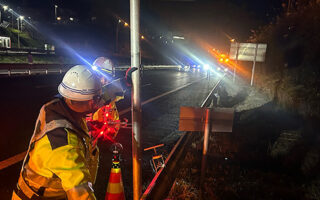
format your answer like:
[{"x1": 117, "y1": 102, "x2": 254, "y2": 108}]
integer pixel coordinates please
[{"x1": 13, "y1": 98, "x2": 98, "y2": 200}]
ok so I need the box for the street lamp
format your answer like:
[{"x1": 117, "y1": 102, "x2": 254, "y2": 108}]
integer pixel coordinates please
[
  {"x1": 230, "y1": 38, "x2": 235, "y2": 43},
  {"x1": 1, "y1": 5, "x2": 9, "y2": 23},
  {"x1": 115, "y1": 20, "x2": 121, "y2": 53},
  {"x1": 17, "y1": 18, "x2": 20, "y2": 48},
  {"x1": 16, "y1": 16, "x2": 24, "y2": 48},
  {"x1": 124, "y1": 22, "x2": 129, "y2": 27},
  {"x1": 8, "y1": 8, "x2": 13, "y2": 28},
  {"x1": 54, "y1": 5, "x2": 58, "y2": 21},
  {"x1": 56, "y1": 16, "x2": 61, "y2": 21},
  {"x1": 19, "y1": 15, "x2": 24, "y2": 31}
]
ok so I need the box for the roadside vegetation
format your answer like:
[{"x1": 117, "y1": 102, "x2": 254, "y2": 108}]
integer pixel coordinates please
[
  {"x1": 251, "y1": 0, "x2": 320, "y2": 119},
  {"x1": 168, "y1": 1, "x2": 320, "y2": 199}
]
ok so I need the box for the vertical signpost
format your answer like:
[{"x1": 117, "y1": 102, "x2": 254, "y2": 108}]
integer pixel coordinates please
[
  {"x1": 200, "y1": 109, "x2": 210, "y2": 185},
  {"x1": 233, "y1": 43, "x2": 239, "y2": 83},
  {"x1": 130, "y1": 0, "x2": 142, "y2": 199},
  {"x1": 229, "y1": 42, "x2": 267, "y2": 86},
  {"x1": 179, "y1": 106, "x2": 234, "y2": 196},
  {"x1": 250, "y1": 43, "x2": 259, "y2": 86}
]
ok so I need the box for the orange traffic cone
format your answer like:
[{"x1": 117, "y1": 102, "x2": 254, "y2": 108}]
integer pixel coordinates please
[{"x1": 105, "y1": 155, "x2": 125, "y2": 200}]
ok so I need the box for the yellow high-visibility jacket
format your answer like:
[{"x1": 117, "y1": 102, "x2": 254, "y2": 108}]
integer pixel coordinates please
[{"x1": 12, "y1": 98, "x2": 98, "y2": 200}]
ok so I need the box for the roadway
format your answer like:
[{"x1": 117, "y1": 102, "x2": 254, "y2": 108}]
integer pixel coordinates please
[{"x1": 0, "y1": 69, "x2": 219, "y2": 199}]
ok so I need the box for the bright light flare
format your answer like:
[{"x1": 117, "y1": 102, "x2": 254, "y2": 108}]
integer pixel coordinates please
[
  {"x1": 92, "y1": 65, "x2": 98, "y2": 71},
  {"x1": 3, "y1": 5, "x2": 8, "y2": 11},
  {"x1": 204, "y1": 64, "x2": 210, "y2": 70}
]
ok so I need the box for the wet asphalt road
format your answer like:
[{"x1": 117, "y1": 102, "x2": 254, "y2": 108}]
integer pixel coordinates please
[{"x1": 0, "y1": 70, "x2": 219, "y2": 199}]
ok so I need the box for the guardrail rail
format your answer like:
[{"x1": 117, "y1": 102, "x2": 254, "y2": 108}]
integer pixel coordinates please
[{"x1": 141, "y1": 77, "x2": 224, "y2": 200}]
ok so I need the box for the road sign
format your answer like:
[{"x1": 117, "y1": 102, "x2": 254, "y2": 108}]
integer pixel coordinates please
[
  {"x1": 179, "y1": 106, "x2": 234, "y2": 132},
  {"x1": 229, "y1": 42, "x2": 267, "y2": 86},
  {"x1": 229, "y1": 42, "x2": 267, "y2": 62}
]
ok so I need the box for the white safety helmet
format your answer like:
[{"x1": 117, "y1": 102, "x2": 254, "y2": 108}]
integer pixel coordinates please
[
  {"x1": 92, "y1": 57, "x2": 114, "y2": 76},
  {"x1": 58, "y1": 65, "x2": 102, "y2": 101}
]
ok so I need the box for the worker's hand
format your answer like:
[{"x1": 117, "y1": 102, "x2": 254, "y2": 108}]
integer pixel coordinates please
[{"x1": 125, "y1": 67, "x2": 138, "y2": 87}]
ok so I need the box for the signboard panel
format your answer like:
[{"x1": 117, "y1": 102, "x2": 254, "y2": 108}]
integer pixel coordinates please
[
  {"x1": 229, "y1": 43, "x2": 267, "y2": 62},
  {"x1": 179, "y1": 106, "x2": 234, "y2": 132}
]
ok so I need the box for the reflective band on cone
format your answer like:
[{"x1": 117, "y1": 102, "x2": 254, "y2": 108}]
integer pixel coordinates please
[{"x1": 105, "y1": 162, "x2": 125, "y2": 200}]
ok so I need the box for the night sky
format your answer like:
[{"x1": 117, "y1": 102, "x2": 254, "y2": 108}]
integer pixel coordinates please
[{"x1": 3, "y1": 0, "x2": 285, "y2": 52}]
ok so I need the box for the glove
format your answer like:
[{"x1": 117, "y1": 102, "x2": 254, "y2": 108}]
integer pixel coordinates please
[{"x1": 125, "y1": 67, "x2": 138, "y2": 87}]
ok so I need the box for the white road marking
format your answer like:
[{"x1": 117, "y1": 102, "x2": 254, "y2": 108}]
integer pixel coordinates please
[
  {"x1": 0, "y1": 151, "x2": 26, "y2": 170},
  {"x1": 0, "y1": 77, "x2": 205, "y2": 170}
]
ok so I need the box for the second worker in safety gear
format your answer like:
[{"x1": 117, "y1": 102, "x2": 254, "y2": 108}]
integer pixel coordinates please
[{"x1": 88, "y1": 57, "x2": 136, "y2": 141}]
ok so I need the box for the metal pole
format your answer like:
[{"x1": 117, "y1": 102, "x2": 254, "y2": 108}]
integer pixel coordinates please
[
  {"x1": 17, "y1": 18, "x2": 20, "y2": 48},
  {"x1": 250, "y1": 43, "x2": 259, "y2": 86},
  {"x1": 233, "y1": 42, "x2": 239, "y2": 83},
  {"x1": 11, "y1": 10, "x2": 13, "y2": 28},
  {"x1": 116, "y1": 21, "x2": 119, "y2": 53},
  {"x1": 130, "y1": 0, "x2": 142, "y2": 199},
  {"x1": 54, "y1": 5, "x2": 57, "y2": 21},
  {"x1": 200, "y1": 108, "x2": 211, "y2": 198},
  {"x1": 18, "y1": 32, "x2": 20, "y2": 48},
  {"x1": 0, "y1": 11, "x2": 2, "y2": 24},
  {"x1": 202, "y1": 109, "x2": 211, "y2": 156}
]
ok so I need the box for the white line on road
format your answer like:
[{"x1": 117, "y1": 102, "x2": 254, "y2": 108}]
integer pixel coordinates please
[
  {"x1": 0, "y1": 152, "x2": 26, "y2": 171},
  {"x1": 119, "y1": 78, "x2": 205, "y2": 115},
  {"x1": 0, "y1": 77, "x2": 205, "y2": 171}
]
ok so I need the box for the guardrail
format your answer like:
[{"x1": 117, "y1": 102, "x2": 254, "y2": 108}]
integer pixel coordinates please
[
  {"x1": 141, "y1": 77, "x2": 224, "y2": 200},
  {"x1": 0, "y1": 63, "x2": 74, "y2": 76},
  {"x1": 116, "y1": 65, "x2": 181, "y2": 71},
  {"x1": 0, "y1": 64, "x2": 183, "y2": 76},
  {"x1": 0, "y1": 47, "x2": 55, "y2": 55}
]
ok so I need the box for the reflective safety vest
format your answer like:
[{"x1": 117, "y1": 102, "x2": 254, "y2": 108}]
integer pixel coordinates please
[{"x1": 12, "y1": 98, "x2": 98, "y2": 200}]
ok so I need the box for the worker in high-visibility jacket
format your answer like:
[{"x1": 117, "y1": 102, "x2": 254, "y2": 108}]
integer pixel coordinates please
[
  {"x1": 88, "y1": 57, "x2": 133, "y2": 140},
  {"x1": 12, "y1": 64, "x2": 135, "y2": 200}
]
